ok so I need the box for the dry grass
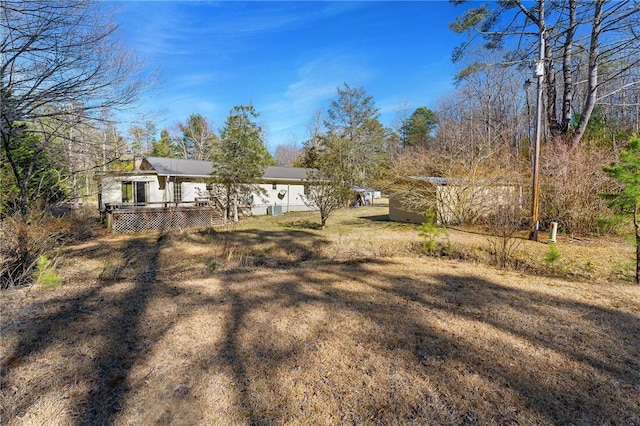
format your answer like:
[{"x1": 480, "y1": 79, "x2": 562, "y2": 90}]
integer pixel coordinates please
[{"x1": 1, "y1": 202, "x2": 639, "y2": 425}]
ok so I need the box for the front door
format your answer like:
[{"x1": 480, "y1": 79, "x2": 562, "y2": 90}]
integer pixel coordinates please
[{"x1": 135, "y1": 181, "x2": 147, "y2": 204}]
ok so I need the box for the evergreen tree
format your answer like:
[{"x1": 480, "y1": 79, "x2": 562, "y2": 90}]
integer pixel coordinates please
[
  {"x1": 151, "y1": 129, "x2": 177, "y2": 157},
  {"x1": 603, "y1": 135, "x2": 640, "y2": 284},
  {"x1": 400, "y1": 107, "x2": 438, "y2": 148},
  {"x1": 211, "y1": 105, "x2": 274, "y2": 222},
  {"x1": 0, "y1": 127, "x2": 68, "y2": 216}
]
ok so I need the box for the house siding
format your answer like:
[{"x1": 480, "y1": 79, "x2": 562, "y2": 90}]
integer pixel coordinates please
[
  {"x1": 250, "y1": 183, "x2": 310, "y2": 215},
  {"x1": 99, "y1": 174, "x2": 163, "y2": 211},
  {"x1": 97, "y1": 160, "x2": 317, "y2": 218}
]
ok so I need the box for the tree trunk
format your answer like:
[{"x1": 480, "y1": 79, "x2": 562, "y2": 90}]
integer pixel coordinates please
[
  {"x1": 634, "y1": 203, "x2": 639, "y2": 284},
  {"x1": 225, "y1": 183, "x2": 231, "y2": 220},
  {"x1": 233, "y1": 191, "x2": 239, "y2": 223},
  {"x1": 1, "y1": 130, "x2": 29, "y2": 217},
  {"x1": 569, "y1": 0, "x2": 604, "y2": 147},
  {"x1": 320, "y1": 208, "x2": 327, "y2": 229},
  {"x1": 559, "y1": 0, "x2": 577, "y2": 136}
]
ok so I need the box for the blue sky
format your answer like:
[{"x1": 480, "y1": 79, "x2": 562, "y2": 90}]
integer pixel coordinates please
[{"x1": 114, "y1": 1, "x2": 467, "y2": 152}]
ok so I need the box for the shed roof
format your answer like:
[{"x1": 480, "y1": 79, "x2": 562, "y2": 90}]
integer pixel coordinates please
[
  {"x1": 405, "y1": 176, "x2": 520, "y2": 187},
  {"x1": 408, "y1": 176, "x2": 449, "y2": 185}
]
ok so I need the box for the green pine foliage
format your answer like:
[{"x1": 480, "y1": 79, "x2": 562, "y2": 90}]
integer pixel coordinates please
[
  {"x1": 211, "y1": 105, "x2": 274, "y2": 221},
  {"x1": 401, "y1": 107, "x2": 438, "y2": 148},
  {"x1": 545, "y1": 243, "x2": 561, "y2": 265},
  {"x1": 418, "y1": 210, "x2": 448, "y2": 255},
  {"x1": 33, "y1": 255, "x2": 61, "y2": 290},
  {"x1": 603, "y1": 136, "x2": 640, "y2": 212},
  {"x1": 0, "y1": 128, "x2": 69, "y2": 216},
  {"x1": 603, "y1": 135, "x2": 640, "y2": 283},
  {"x1": 213, "y1": 105, "x2": 274, "y2": 184},
  {"x1": 151, "y1": 129, "x2": 178, "y2": 158}
]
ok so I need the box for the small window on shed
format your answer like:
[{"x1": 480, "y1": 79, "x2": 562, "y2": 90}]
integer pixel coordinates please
[{"x1": 272, "y1": 183, "x2": 277, "y2": 190}]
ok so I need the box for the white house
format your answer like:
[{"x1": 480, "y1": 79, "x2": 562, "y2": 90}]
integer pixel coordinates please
[{"x1": 97, "y1": 157, "x2": 315, "y2": 216}]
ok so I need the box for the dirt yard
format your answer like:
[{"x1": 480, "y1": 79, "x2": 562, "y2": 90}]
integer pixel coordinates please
[{"x1": 1, "y1": 203, "x2": 639, "y2": 425}]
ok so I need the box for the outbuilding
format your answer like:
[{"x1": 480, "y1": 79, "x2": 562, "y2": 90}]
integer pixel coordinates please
[{"x1": 389, "y1": 176, "x2": 522, "y2": 225}]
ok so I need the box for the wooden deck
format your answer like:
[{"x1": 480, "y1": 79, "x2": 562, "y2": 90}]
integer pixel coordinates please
[{"x1": 105, "y1": 202, "x2": 224, "y2": 233}]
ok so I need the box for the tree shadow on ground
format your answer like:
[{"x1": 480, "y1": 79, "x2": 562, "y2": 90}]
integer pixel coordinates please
[
  {"x1": 201, "y1": 261, "x2": 639, "y2": 424},
  {"x1": 1, "y1": 229, "x2": 639, "y2": 425},
  {"x1": 193, "y1": 227, "x2": 330, "y2": 268},
  {"x1": 0, "y1": 234, "x2": 184, "y2": 425}
]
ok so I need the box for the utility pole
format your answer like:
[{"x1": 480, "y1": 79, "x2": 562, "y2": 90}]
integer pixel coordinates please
[{"x1": 530, "y1": 27, "x2": 545, "y2": 241}]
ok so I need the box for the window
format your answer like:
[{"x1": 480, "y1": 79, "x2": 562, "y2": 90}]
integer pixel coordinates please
[
  {"x1": 173, "y1": 181, "x2": 182, "y2": 203},
  {"x1": 272, "y1": 183, "x2": 277, "y2": 190},
  {"x1": 122, "y1": 182, "x2": 133, "y2": 203},
  {"x1": 122, "y1": 181, "x2": 147, "y2": 204}
]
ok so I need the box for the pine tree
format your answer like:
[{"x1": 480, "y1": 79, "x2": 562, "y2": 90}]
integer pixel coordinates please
[
  {"x1": 603, "y1": 135, "x2": 640, "y2": 284},
  {"x1": 211, "y1": 105, "x2": 274, "y2": 222}
]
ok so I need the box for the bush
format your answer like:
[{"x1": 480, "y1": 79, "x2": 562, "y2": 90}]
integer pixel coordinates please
[
  {"x1": 64, "y1": 205, "x2": 100, "y2": 242},
  {"x1": 33, "y1": 255, "x2": 62, "y2": 289},
  {"x1": 0, "y1": 213, "x2": 66, "y2": 289},
  {"x1": 418, "y1": 210, "x2": 450, "y2": 255},
  {"x1": 545, "y1": 243, "x2": 561, "y2": 265},
  {"x1": 485, "y1": 205, "x2": 526, "y2": 268},
  {"x1": 540, "y1": 143, "x2": 617, "y2": 236}
]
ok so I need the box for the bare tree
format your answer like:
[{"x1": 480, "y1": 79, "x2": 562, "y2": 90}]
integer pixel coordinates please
[
  {"x1": 450, "y1": 0, "x2": 640, "y2": 146},
  {"x1": 274, "y1": 141, "x2": 301, "y2": 166},
  {"x1": 302, "y1": 140, "x2": 354, "y2": 229},
  {"x1": 1, "y1": 0, "x2": 145, "y2": 215},
  {"x1": 128, "y1": 121, "x2": 156, "y2": 158},
  {"x1": 175, "y1": 113, "x2": 219, "y2": 161}
]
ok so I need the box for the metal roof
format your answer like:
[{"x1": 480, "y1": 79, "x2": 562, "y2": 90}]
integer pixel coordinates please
[
  {"x1": 142, "y1": 157, "x2": 213, "y2": 177},
  {"x1": 141, "y1": 157, "x2": 311, "y2": 181},
  {"x1": 262, "y1": 166, "x2": 311, "y2": 181},
  {"x1": 406, "y1": 176, "x2": 519, "y2": 187},
  {"x1": 408, "y1": 176, "x2": 450, "y2": 185}
]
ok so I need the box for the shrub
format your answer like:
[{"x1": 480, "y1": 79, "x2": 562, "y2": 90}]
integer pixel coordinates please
[
  {"x1": 33, "y1": 255, "x2": 62, "y2": 290},
  {"x1": 0, "y1": 213, "x2": 65, "y2": 289},
  {"x1": 545, "y1": 243, "x2": 561, "y2": 265},
  {"x1": 418, "y1": 210, "x2": 450, "y2": 255},
  {"x1": 64, "y1": 206, "x2": 100, "y2": 242},
  {"x1": 540, "y1": 143, "x2": 617, "y2": 236},
  {"x1": 485, "y1": 205, "x2": 526, "y2": 268}
]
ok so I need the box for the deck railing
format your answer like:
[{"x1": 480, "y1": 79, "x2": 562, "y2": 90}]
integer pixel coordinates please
[{"x1": 104, "y1": 200, "x2": 224, "y2": 233}]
